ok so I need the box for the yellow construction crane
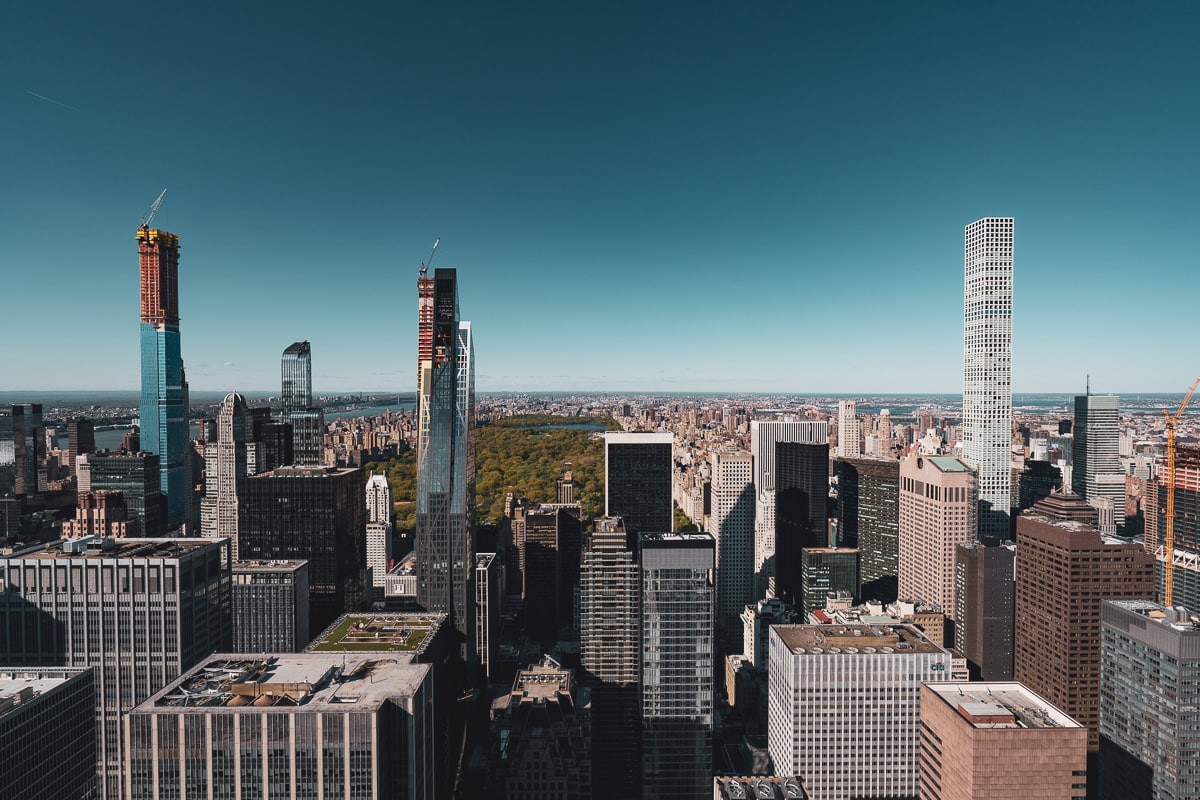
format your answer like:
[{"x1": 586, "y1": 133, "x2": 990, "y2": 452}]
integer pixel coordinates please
[{"x1": 1163, "y1": 376, "x2": 1200, "y2": 606}]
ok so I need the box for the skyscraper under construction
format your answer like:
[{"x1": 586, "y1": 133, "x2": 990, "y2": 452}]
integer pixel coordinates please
[
  {"x1": 137, "y1": 201, "x2": 189, "y2": 532},
  {"x1": 415, "y1": 267, "x2": 476, "y2": 653}
]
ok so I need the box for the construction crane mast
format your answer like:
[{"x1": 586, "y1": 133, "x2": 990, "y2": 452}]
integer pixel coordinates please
[{"x1": 1163, "y1": 376, "x2": 1200, "y2": 606}]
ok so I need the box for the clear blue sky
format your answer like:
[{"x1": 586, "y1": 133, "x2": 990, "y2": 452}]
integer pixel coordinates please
[{"x1": 2, "y1": 2, "x2": 1197, "y2": 395}]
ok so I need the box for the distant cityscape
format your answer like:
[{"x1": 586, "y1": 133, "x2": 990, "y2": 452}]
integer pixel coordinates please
[{"x1": 2, "y1": 213, "x2": 1199, "y2": 800}]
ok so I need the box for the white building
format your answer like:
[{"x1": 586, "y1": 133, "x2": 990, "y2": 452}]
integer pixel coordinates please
[
  {"x1": 366, "y1": 520, "x2": 393, "y2": 597},
  {"x1": 961, "y1": 217, "x2": 1014, "y2": 539},
  {"x1": 767, "y1": 623, "x2": 954, "y2": 800},
  {"x1": 837, "y1": 400, "x2": 860, "y2": 458},
  {"x1": 750, "y1": 419, "x2": 828, "y2": 599},
  {"x1": 710, "y1": 450, "x2": 754, "y2": 646},
  {"x1": 200, "y1": 392, "x2": 253, "y2": 561},
  {"x1": 366, "y1": 472, "x2": 392, "y2": 525}
]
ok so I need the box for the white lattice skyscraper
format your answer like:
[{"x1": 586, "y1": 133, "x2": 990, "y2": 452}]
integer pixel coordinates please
[{"x1": 962, "y1": 217, "x2": 1014, "y2": 539}]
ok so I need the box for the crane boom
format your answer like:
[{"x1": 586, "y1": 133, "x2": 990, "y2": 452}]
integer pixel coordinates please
[
  {"x1": 419, "y1": 237, "x2": 440, "y2": 276},
  {"x1": 140, "y1": 188, "x2": 168, "y2": 229},
  {"x1": 1163, "y1": 376, "x2": 1200, "y2": 606}
]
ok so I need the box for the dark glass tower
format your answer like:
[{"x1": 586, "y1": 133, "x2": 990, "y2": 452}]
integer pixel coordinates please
[
  {"x1": 775, "y1": 441, "x2": 829, "y2": 607},
  {"x1": 281, "y1": 341, "x2": 324, "y2": 466},
  {"x1": 835, "y1": 456, "x2": 900, "y2": 601},
  {"x1": 87, "y1": 451, "x2": 164, "y2": 538},
  {"x1": 415, "y1": 269, "x2": 476, "y2": 647},
  {"x1": 9, "y1": 404, "x2": 43, "y2": 498},
  {"x1": 138, "y1": 225, "x2": 189, "y2": 530},
  {"x1": 604, "y1": 432, "x2": 673, "y2": 535}
]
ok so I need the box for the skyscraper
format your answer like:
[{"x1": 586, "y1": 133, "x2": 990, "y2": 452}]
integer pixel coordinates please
[
  {"x1": 954, "y1": 538, "x2": 1016, "y2": 681},
  {"x1": 415, "y1": 268, "x2": 476, "y2": 649},
  {"x1": 366, "y1": 472, "x2": 393, "y2": 524},
  {"x1": 200, "y1": 392, "x2": 253, "y2": 560},
  {"x1": 604, "y1": 432, "x2": 673, "y2": 535},
  {"x1": 837, "y1": 399, "x2": 860, "y2": 458},
  {"x1": 1014, "y1": 492, "x2": 1155, "y2": 751},
  {"x1": 1100, "y1": 600, "x2": 1200, "y2": 800},
  {"x1": 87, "y1": 451, "x2": 164, "y2": 537},
  {"x1": 281, "y1": 341, "x2": 325, "y2": 466},
  {"x1": 835, "y1": 455, "x2": 900, "y2": 600},
  {"x1": 1073, "y1": 393, "x2": 1125, "y2": 528},
  {"x1": 10, "y1": 403, "x2": 44, "y2": 498},
  {"x1": 639, "y1": 532, "x2": 715, "y2": 800},
  {"x1": 750, "y1": 419, "x2": 827, "y2": 599},
  {"x1": 0, "y1": 667, "x2": 97, "y2": 800},
  {"x1": 774, "y1": 439, "x2": 829, "y2": 606},
  {"x1": 962, "y1": 216, "x2": 1014, "y2": 539},
  {"x1": 137, "y1": 223, "x2": 189, "y2": 530},
  {"x1": 898, "y1": 454, "x2": 977, "y2": 640},
  {"x1": 710, "y1": 449, "x2": 754, "y2": 645},
  {"x1": 67, "y1": 418, "x2": 95, "y2": 477}
]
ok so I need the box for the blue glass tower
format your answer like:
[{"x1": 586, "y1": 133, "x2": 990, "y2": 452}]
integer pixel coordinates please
[
  {"x1": 415, "y1": 268, "x2": 476, "y2": 648},
  {"x1": 138, "y1": 225, "x2": 189, "y2": 531}
]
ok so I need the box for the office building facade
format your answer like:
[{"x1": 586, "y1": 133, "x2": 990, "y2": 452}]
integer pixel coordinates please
[
  {"x1": 750, "y1": 419, "x2": 827, "y2": 599},
  {"x1": 0, "y1": 537, "x2": 230, "y2": 800},
  {"x1": 10, "y1": 403, "x2": 44, "y2": 498},
  {"x1": 919, "y1": 682, "x2": 1087, "y2": 800},
  {"x1": 125, "y1": 654, "x2": 435, "y2": 800},
  {"x1": 1100, "y1": 600, "x2": 1200, "y2": 800},
  {"x1": 239, "y1": 466, "x2": 368, "y2": 638},
  {"x1": 416, "y1": 268, "x2": 476, "y2": 652},
  {"x1": 799, "y1": 547, "x2": 859, "y2": 618},
  {"x1": 367, "y1": 472, "x2": 392, "y2": 524},
  {"x1": 954, "y1": 537, "x2": 1015, "y2": 680},
  {"x1": 1014, "y1": 493, "x2": 1155, "y2": 749},
  {"x1": 711, "y1": 449, "x2": 754, "y2": 645},
  {"x1": 200, "y1": 392, "x2": 253, "y2": 560},
  {"x1": 768, "y1": 623, "x2": 953, "y2": 800},
  {"x1": 604, "y1": 432, "x2": 673, "y2": 535},
  {"x1": 898, "y1": 454, "x2": 976, "y2": 637},
  {"x1": 774, "y1": 440, "x2": 829, "y2": 607},
  {"x1": 87, "y1": 451, "x2": 164, "y2": 538},
  {"x1": 231, "y1": 559, "x2": 311, "y2": 653},
  {"x1": 639, "y1": 532, "x2": 715, "y2": 800},
  {"x1": 1073, "y1": 394, "x2": 1125, "y2": 528},
  {"x1": 837, "y1": 399, "x2": 860, "y2": 458},
  {"x1": 137, "y1": 224, "x2": 189, "y2": 530},
  {"x1": 962, "y1": 216, "x2": 1014, "y2": 539},
  {"x1": 0, "y1": 667, "x2": 97, "y2": 800},
  {"x1": 835, "y1": 455, "x2": 900, "y2": 599},
  {"x1": 67, "y1": 418, "x2": 96, "y2": 477}
]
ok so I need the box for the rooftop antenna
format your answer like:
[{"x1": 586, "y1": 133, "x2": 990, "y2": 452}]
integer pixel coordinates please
[
  {"x1": 419, "y1": 237, "x2": 440, "y2": 276},
  {"x1": 140, "y1": 188, "x2": 168, "y2": 229},
  {"x1": 1086, "y1": 374, "x2": 1091, "y2": 396}
]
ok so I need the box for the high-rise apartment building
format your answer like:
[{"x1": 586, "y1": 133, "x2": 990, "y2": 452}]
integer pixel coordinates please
[
  {"x1": 639, "y1": 532, "x2": 715, "y2": 800},
  {"x1": 125, "y1": 654, "x2": 435, "y2": 800},
  {"x1": 835, "y1": 455, "x2": 900, "y2": 600},
  {"x1": 415, "y1": 268, "x2": 476, "y2": 649},
  {"x1": 1073, "y1": 394, "x2": 1125, "y2": 528},
  {"x1": 0, "y1": 667, "x2": 97, "y2": 800},
  {"x1": 711, "y1": 449, "x2": 754, "y2": 645},
  {"x1": 231, "y1": 559, "x2": 311, "y2": 652},
  {"x1": 238, "y1": 465, "x2": 368, "y2": 638},
  {"x1": 919, "y1": 682, "x2": 1088, "y2": 800},
  {"x1": 511, "y1": 501, "x2": 583, "y2": 646},
  {"x1": 954, "y1": 537, "x2": 1015, "y2": 680},
  {"x1": 604, "y1": 432, "x2": 673, "y2": 535},
  {"x1": 0, "y1": 537, "x2": 230, "y2": 800},
  {"x1": 750, "y1": 420, "x2": 827, "y2": 599},
  {"x1": 137, "y1": 223, "x2": 189, "y2": 531},
  {"x1": 366, "y1": 472, "x2": 392, "y2": 524},
  {"x1": 837, "y1": 399, "x2": 860, "y2": 458},
  {"x1": 1100, "y1": 600, "x2": 1200, "y2": 800},
  {"x1": 0, "y1": 409, "x2": 13, "y2": 497},
  {"x1": 580, "y1": 517, "x2": 641, "y2": 796},
  {"x1": 962, "y1": 216, "x2": 1014, "y2": 539},
  {"x1": 898, "y1": 454, "x2": 977, "y2": 639},
  {"x1": 200, "y1": 392, "x2": 253, "y2": 560},
  {"x1": 774, "y1": 440, "x2": 829, "y2": 607},
  {"x1": 1014, "y1": 492, "x2": 1155, "y2": 750},
  {"x1": 768, "y1": 623, "x2": 954, "y2": 800}
]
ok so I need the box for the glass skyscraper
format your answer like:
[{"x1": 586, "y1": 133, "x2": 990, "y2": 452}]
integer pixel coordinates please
[
  {"x1": 281, "y1": 341, "x2": 324, "y2": 466},
  {"x1": 603, "y1": 432, "x2": 674, "y2": 535},
  {"x1": 639, "y1": 531, "x2": 715, "y2": 800},
  {"x1": 137, "y1": 225, "x2": 189, "y2": 531},
  {"x1": 962, "y1": 217, "x2": 1014, "y2": 539},
  {"x1": 415, "y1": 268, "x2": 476, "y2": 647}
]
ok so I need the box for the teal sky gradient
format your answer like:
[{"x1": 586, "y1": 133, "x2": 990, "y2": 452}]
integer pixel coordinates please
[{"x1": 2, "y1": 2, "x2": 1198, "y2": 394}]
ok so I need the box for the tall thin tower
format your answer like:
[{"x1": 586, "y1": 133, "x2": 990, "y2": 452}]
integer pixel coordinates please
[
  {"x1": 416, "y1": 268, "x2": 476, "y2": 651},
  {"x1": 138, "y1": 201, "x2": 189, "y2": 532},
  {"x1": 962, "y1": 217, "x2": 1014, "y2": 539}
]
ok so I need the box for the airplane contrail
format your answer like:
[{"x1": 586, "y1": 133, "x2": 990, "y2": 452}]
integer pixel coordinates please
[{"x1": 26, "y1": 90, "x2": 81, "y2": 112}]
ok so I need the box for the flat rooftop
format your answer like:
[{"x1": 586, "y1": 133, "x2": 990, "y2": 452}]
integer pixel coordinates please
[
  {"x1": 773, "y1": 623, "x2": 946, "y2": 655},
  {"x1": 0, "y1": 669, "x2": 88, "y2": 717},
  {"x1": 306, "y1": 613, "x2": 446, "y2": 655},
  {"x1": 604, "y1": 432, "x2": 673, "y2": 444},
  {"x1": 924, "y1": 456, "x2": 972, "y2": 472},
  {"x1": 233, "y1": 559, "x2": 307, "y2": 573},
  {"x1": 924, "y1": 682, "x2": 1081, "y2": 729},
  {"x1": 640, "y1": 531, "x2": 715, "y2": 545},
  {"x1": 139, "y1": 655, "x2": 429, "y2": 712},
  {"x1": 7, "y1": 537, "x2": 218, "y2": 561},
  {"x1": 252, "y1": 466, "x2": 358, "y2": 478}
]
